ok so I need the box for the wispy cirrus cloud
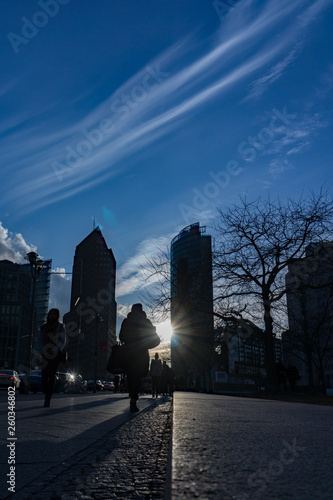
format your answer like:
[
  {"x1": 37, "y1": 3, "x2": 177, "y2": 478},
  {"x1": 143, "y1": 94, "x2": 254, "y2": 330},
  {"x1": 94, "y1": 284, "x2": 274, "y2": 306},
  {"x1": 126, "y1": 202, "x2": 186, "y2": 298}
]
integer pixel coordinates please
[
  {"x1": 2, "y1": 0, "x2": 330, "y2": 213},
  {"x1": 246, "y1": 47, "x2": 299, "y2": 101},
  {"x1": 316, "y1": 63, "x2": 333, "y2": 100},
  {"x1": 268, "y1": 158, "x2": 294, "y2": 179},
  {"x1": 116, "y1": 234, "x2": 172, "y2": 298},
  {"x1": 264, "y1": 112, "x2": 329, "y2": 156},
  {"x1": 246, "y1": 0, "x2": 333, "y2": 100}
]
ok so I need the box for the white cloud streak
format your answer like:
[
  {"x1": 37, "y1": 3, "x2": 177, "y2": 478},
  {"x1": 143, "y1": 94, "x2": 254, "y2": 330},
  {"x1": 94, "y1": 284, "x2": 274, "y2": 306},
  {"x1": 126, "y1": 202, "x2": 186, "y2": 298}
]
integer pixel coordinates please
[
  {"x1": 1, "y1": 0, "x2": 330, "y2": 212},
  {"x1": 116, "y1": 234, "x2": 172, "y2": 298},
  {"x1": 265, "y1": 112, "x2": 329, "y2": 156}
]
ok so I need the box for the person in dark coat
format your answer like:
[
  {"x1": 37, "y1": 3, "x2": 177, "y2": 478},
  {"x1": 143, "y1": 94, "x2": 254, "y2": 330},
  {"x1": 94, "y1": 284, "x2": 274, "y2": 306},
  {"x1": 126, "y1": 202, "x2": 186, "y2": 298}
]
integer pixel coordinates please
[
  {"x1": 119, "y1": 303, "x2": 159, "y2": 411},
  {"x1": 160, "y1": 360, "x2": 169, "y2": 396},
  {"x1": 286, "y1": 362, "x2": 300, "y2": 393},
  {"x1": 150, "y1": 352, "x2": 163, "y2": 398},
  {"x1": 276, "y1": 358, "x2": 287, "y2": 392},
  {"x1": 113, "y1": 374, "x2": 120, "y2": 393},
  {"x1": 40, "y1": 308, "x2": 66, "y2": 408}
]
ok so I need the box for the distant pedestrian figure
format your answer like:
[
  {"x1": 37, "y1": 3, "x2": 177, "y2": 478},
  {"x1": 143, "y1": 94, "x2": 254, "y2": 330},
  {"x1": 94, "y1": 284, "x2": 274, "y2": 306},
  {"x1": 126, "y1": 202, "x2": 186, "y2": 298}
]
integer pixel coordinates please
[
  {"x1": 276, "y1": 358, "x2": 287, "y2": 392},
  {"x1": 113, "y1": 374, "x2": 120, "y2": 392},
  {"x1": 119, "y1": 304, "x2": 160, "y2": 411},
  {"x1": 286, "y1": 363, "x2": 300, "y2": 393},
  {"x1": 40, "y1": 308, "x2": 66, "y2": 408},
  {"x1": 150, "y1": 353, "x2": 163, "y2": 397},
  {"x1": 160, "y1": 360, "x2": 169, "y2": 395}
]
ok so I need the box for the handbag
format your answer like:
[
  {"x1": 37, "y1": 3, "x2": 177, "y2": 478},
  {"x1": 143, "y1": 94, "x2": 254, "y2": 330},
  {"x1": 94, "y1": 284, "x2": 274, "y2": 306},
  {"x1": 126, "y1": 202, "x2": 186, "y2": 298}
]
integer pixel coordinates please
[
  {"x1": 141, "y1": 328, "x2": 160, "y2": 350},
  {"x1": 106, "y1": 344, "x2": 126, "y2": 374}
]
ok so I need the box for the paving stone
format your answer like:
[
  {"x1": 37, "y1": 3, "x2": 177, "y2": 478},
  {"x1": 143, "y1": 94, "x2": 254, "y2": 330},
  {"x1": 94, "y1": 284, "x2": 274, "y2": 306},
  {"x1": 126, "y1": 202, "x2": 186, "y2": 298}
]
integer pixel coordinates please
[{"x1": 10, "y1": 399, "x2": 172, "y2": 500}]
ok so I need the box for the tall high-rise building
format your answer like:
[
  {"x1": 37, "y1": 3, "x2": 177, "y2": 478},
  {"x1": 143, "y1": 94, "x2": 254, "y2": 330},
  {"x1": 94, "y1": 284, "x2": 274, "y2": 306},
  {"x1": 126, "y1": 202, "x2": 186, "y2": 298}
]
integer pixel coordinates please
[
  {"x1": 0, "y1": 259, "x2": 51, "y2": 371},
  {"x1": 33, "y1": 259, "x2": 52, "y2": 355},
  {"x1": 170, "y1": 222, "x2": 214, "y2": 391},
  {"x1": 285, "y1": 242, "x2": 333, "y2": 389},
  {"x1": 63, "y1": 227, "x2": 116, "y2": 380}
]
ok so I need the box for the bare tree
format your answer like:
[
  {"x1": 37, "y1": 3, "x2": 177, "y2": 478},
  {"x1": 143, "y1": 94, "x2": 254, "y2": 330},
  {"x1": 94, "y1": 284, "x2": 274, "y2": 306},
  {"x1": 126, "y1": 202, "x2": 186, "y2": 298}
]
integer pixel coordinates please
[
  {"x1": 140, "y1": 247, "x2": 171, "y2": 322},
  {"x1": 213, "y1": 191, "x2": 333, "y2": 390}
]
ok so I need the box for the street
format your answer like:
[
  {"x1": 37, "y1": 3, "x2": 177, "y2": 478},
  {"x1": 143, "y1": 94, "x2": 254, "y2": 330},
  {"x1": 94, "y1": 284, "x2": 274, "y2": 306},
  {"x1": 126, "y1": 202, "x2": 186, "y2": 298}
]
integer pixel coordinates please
[{"x1": 1, "y1": 391, "x2": 333, "y2": 499}]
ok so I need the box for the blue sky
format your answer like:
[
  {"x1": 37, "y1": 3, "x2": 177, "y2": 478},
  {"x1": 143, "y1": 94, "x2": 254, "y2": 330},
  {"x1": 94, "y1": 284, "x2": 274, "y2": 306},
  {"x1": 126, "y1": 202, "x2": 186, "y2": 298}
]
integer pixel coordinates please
[{"x1": 1, "y1": 0, "x2": 333, "y2": 341}]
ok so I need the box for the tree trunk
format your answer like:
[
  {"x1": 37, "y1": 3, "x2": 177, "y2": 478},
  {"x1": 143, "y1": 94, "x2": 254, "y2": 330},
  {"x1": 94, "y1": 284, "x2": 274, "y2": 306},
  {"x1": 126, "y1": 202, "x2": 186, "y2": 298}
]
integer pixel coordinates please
[
  {"x1": 263, "y1": 298, "x2": 277, "y2": 391},
  {"x1": 318, "y1": 358, "x2": 327, "y2": 395},
  {"x1": 306, "y1": 351, "x2": 315, "y2": 392}
]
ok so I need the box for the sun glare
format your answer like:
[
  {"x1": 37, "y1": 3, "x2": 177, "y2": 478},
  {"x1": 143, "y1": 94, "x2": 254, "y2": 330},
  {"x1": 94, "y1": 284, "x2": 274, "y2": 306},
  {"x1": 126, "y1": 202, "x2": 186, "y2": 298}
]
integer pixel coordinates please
[{"x1": 155, "y1": 320, "x2": 173, "y2": 344}]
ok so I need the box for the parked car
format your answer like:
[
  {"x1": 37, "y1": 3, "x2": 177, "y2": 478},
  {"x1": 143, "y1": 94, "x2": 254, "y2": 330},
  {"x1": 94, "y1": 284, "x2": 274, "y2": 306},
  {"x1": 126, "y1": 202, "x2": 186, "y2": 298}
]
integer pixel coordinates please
[
  {"x1": 55, "y1": 372, "x2": 68, "y2": 393},
  {"x1": 75, "y1": 374, "x2": 87, "y2": 392},
  {"x1": 30, "y1": 370, "x2": 43, "y2": 393},
  {"x1": 103, "y1": 381, "x2": 115, "y2": 391},
  {"x1": 68, "y1": 374, "x2": 87, "y2": 393},
  {"x1": 87, "y1": 379, "x2": 104, "y2": 391},
  {"x1": 0, "y1": 369, "x2": 20, "y2": 389}
]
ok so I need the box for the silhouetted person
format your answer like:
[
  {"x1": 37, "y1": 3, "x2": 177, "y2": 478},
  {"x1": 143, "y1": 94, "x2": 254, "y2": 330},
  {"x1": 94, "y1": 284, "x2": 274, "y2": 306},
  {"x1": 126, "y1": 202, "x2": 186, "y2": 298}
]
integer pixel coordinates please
[
  {"x1": 119, "y1": 303, "x2": 160, "y2": 411},
  {"x1": 150, "y1": 352, "x2": 163, "y2": 397},
  {"x1": 113, "y1": 374, "x2": 120, "y2": 392},
  {"x1": 276, "y1": 358, "x2": 287, "y2": 392},
  {"x1": 286, "y1": 363, "x2": 300, "y2": 393},
  {"x1": 40, "y1": 308, "x2": 66, "y2": 407},
  {"x1": 160, "y1": 360, "x2": 169, "y2": 395}
]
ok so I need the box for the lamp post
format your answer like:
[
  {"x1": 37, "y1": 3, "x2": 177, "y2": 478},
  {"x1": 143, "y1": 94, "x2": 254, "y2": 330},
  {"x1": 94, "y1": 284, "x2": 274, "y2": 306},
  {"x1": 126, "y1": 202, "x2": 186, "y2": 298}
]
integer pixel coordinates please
[
  {"x1": 74, "y1": 296, "x2": 82, "y2": 373},
  {"x1": 93, "y1": 314, "x2": 103, "y2": 393},
  {"x1": 26, "y1": 251, "x2": 44, "y2": 391}
]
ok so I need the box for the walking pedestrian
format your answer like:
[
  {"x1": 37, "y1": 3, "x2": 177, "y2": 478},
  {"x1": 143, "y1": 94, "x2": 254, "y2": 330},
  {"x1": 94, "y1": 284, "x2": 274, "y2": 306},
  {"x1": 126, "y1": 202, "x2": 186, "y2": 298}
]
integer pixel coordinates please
[
  {"x1": 40, "y1": 308, "x2": 66, "y2": 408},
  {"x1": 119, "y1": 303, "x2": 160, "y2": 411},
  {"x1": 286, "y1": 362, "x2": 300, "y2": 393},
  {"x1": 160, "y1": 360, "x2": 169, "y2": 395},
  {"x1": 113, "y1": 374, "x2": 120, "y2": 392},
  {"x1": 276, "y1": 358, "x2": 287, "y2": 392},
  {"x1": 150, "y1": 353, "x2": 163, "y2": 397}
]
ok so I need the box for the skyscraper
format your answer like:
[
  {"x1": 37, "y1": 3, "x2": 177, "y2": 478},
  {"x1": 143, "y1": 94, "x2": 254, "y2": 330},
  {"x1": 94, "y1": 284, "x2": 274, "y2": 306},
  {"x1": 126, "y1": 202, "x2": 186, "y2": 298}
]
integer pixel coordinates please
[
  {"x1": 0, "y1": 259, "x2": 51, "y2": 371},
  {"x1": 285, "y1": 242, "x2": 333, "y2": 390},
  {"x1": 170, "y1": 222, "x2": 214, "y2": 391},
  {"x1": 63, "y1": 227, "x2": 116, "y2": 379}
]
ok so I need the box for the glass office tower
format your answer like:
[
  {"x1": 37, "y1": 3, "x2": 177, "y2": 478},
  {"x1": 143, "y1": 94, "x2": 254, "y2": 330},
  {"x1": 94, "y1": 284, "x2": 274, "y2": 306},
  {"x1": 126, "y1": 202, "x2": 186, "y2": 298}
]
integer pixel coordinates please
[
  {"x1": 0, "y1": 259, "x2": 51, "y2": 371},
  {"x1": 170, "y1": 223, "x2": 214, "y2": 391}
]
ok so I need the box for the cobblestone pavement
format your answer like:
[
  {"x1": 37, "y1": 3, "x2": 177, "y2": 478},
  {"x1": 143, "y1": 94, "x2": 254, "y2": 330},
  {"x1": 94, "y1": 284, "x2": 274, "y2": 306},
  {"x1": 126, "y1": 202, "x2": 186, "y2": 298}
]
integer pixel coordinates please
[{"x1": 10, "y1": 398, "x2": 172, "y2": 500}]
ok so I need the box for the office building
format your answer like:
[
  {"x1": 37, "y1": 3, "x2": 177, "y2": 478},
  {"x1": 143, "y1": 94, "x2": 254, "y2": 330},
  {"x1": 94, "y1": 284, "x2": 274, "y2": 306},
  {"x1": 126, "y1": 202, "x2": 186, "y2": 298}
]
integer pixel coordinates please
[
  {"x1": 63, "y1": 227, "x2": 117, "y2": 380},
  {"x1": 285, "y1": 242, "x2": 333, "y2": 390},
  {"x1": 0, "y1": 259, "x2": 51, "y2": 371},
  {"x1": 170, "y1": 222, "x2": 214, "y2": 391}
]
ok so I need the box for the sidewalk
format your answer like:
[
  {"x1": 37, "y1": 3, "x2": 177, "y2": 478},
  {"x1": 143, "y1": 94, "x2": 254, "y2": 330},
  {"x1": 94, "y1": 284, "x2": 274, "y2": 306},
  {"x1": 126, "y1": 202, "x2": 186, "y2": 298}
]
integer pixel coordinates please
[
  {"x1": 171, "y1": 392, "x2": 333, "y2": 499},
  {"x1": 3, "y1": 391, "x2": 333, "y2": 499},
  {"x1": 1, "y1": 393, "x2": 172, "y2": 499}
]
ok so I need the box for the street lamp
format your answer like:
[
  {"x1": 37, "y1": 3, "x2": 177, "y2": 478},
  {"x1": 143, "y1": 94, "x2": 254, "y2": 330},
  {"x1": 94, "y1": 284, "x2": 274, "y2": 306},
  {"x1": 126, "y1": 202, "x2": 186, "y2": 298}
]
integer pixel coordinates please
[
  {"x1": 74, "y1": 296, "x2": 82, "y2": 372},
  {"x1": 26, "y1": 251, "x2": 44, "y2": 391},
  {"x1": 93, "y1": 313, "x2": 103, "y2": 393}
]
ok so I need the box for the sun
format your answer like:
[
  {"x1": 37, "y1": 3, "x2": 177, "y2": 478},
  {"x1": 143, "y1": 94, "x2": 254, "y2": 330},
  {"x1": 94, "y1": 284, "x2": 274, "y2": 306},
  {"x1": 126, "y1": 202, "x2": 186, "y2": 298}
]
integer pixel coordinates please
[{"x1": 155, "y1": 320, "x2": 173, "y2": 344}]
